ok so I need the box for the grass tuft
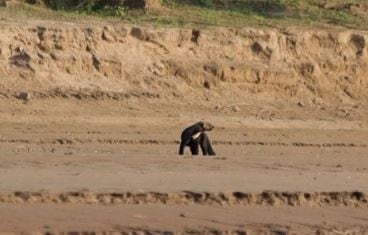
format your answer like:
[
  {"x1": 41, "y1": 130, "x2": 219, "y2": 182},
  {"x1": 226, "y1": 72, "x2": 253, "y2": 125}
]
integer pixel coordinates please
[{"x1": 0, "y1": 0, "x2": 366, "y2": 29}]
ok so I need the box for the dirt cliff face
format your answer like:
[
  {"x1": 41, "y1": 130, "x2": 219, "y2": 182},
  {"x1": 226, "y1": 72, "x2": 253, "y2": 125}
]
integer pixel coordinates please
[{"x1": 0, "y1": 21, "x2": 367, "y2": 108}]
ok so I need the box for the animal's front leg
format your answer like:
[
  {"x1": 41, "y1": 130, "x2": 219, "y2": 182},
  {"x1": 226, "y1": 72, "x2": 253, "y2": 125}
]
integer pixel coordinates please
[
  {"x1": 200, "y1": 133, "x2": 216, "y2": 156},
  {"x1": 207, "y1": 143, "x2": 216, "y2": 156}
]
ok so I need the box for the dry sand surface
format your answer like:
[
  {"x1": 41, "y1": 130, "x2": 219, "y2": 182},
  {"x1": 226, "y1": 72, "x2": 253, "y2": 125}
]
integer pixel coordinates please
[
  {"x1": 1, "y1": 204, "x2": 368, "y2": 234},
  {"x1": 0, "y1": 99, "x2": 367, "y2": 234},
  {"x1": 0, "y1": 18, "x2": 368, "y2": 234}
]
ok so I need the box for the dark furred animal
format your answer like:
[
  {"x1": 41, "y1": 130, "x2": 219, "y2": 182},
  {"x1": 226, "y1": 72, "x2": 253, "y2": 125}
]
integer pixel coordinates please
[{"x1": 179, "y1": 121, "x2": 216, "y2": 156}]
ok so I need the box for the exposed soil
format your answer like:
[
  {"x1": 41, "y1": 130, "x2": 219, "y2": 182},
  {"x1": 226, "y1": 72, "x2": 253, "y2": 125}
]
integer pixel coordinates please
[{"x1": 0, "y1": 19, "x2": 368, "y2": 112}]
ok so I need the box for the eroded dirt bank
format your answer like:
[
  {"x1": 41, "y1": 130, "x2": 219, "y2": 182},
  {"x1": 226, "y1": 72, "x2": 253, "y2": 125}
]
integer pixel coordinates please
[{"x1": 1, "y1": 19, "x2": 368, "y2": 111}]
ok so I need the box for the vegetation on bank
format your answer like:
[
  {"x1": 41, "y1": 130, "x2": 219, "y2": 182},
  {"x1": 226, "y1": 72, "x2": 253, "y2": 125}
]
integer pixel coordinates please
[{"x1": 0, "y1": 0, "x2": 367, "y2": 29}]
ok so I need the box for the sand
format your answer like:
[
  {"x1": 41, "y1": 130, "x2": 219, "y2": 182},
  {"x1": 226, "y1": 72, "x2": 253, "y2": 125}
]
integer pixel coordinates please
[{"x1": 0, "y1": 98, "x2": 367, "y2": 233}]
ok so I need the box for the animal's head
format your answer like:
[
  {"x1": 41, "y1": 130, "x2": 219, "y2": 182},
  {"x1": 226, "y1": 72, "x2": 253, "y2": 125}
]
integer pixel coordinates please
[{"x1": 199, "y1": 121, "x2": 214, "y2": 131}]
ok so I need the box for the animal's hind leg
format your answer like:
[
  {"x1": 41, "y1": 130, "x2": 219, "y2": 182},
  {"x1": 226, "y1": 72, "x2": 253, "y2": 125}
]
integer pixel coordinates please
[
  {"x1": 179, "y1": 141, "x2": 186, "y2": 155},
  {"x1": 189, "y1": 140, "x2": 199, "y2": 155}
]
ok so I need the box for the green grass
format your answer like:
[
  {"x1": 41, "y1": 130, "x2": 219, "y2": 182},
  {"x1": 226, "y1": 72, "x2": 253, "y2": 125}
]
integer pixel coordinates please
[
  {"x1": 0, "y1": 0, "x2": 366, "y2": 29},
  {"x1": 0, "y1": 3, "x2": 101, "y2": 21}
]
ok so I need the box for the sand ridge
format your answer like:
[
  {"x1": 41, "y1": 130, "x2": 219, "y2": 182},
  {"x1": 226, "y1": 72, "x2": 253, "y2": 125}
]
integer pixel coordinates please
[{"x1": 0, "y1": 191, "x2": 367, "y2": 207}]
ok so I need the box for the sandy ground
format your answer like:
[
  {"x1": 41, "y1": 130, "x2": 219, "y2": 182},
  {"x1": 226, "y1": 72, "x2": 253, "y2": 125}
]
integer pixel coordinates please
[
  {"x1": 0, "y1": 99, "x2": 367, "y2": 233},
  {"x1": 1, "y1": 204, "x2": 368, "y2": 234}
]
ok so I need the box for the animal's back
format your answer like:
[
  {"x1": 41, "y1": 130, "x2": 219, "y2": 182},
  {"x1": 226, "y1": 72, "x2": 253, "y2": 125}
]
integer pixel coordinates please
[{"x1": 181, "y1": 122, "x2": 202, "y2": 140}]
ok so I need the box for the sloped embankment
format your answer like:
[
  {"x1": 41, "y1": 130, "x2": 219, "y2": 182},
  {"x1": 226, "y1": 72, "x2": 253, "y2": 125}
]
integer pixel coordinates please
[{"x1": 0, "y1": 21, "x2": 367, "y2": 107}]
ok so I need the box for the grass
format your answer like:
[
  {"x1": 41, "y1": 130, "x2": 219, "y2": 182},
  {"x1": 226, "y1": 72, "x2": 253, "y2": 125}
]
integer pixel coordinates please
[
  {"x1": 0, "y1": 0, "x2": 366, "y2": 29},
  {"x1": 0, "y1": 3, "x2": 100, "y2": 21}
]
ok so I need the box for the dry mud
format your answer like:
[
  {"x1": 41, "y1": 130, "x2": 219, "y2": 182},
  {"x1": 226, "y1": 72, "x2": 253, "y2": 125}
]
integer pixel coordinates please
[
  {"x1": 0, "y1": 191, "x2": 367, "y2": 207},
  {"x1": 0, "y1": 18, "x2": 368, "y2": 234}
]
